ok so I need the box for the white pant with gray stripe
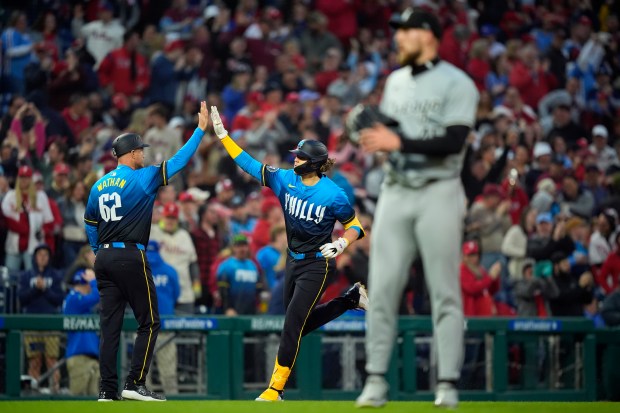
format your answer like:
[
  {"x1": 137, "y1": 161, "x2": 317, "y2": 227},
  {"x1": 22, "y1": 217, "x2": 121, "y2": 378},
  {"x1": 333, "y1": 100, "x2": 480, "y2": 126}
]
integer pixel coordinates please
[{"x1": 365, "y1": 178, "x2": 466, "y2": 381}]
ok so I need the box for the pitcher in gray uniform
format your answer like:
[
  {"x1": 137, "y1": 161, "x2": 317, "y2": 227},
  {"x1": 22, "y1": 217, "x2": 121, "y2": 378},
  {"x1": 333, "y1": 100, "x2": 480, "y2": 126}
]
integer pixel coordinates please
[{"x1": 355, "y1": 8, "x2": 479, "y2": 408}]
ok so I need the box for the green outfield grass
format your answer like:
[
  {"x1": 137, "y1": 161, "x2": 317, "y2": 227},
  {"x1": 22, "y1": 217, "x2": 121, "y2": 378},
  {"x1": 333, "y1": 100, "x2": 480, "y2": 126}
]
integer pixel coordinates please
[{"x1": 1, "y1": 401, "x2": 618, "y2": 413}]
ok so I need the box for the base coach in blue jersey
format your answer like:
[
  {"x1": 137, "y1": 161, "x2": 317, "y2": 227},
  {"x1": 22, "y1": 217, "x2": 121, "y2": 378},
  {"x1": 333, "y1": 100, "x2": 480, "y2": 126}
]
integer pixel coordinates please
[
  {"x1": 84, "y1": 102, "x2": 210, "y2": 402},
  {"x1": 210, "y1": 106, "x2": 368, "y2": 402}
]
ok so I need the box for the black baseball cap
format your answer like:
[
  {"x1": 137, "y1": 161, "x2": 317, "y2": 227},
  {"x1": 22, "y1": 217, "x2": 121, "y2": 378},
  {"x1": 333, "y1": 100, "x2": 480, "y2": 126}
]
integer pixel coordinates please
[
  {"x1": 112, "y1": 133, "x2": 150, "y2": 157},
  {"x1": 389, "y1": 7, "x2": 443, "y2": 40}
]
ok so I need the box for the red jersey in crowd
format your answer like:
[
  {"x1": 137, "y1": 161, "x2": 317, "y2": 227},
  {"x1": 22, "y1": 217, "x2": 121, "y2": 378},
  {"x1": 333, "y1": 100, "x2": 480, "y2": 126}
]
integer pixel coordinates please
[
  {"x1": 598, "y1": 250, "x2": 620, "y2": 295},
  {"x1": 61, "y1": 108, "x2": 90, "y2": 143},
  {"x1": 509, "y1": 60, "x2": 556, "y2": 108},
  {"x1": 501, "y1": 180, "x2": 529, "y2": 225},
  {"x1": 316, "y1": 0, "x2": 358, "y2": 46},
  {"x1": 98, "y1": 46, "x2": 150, "y2": 98},
  {"x1": 460, "y1": 263, "x2": 500, "y2": 316}
]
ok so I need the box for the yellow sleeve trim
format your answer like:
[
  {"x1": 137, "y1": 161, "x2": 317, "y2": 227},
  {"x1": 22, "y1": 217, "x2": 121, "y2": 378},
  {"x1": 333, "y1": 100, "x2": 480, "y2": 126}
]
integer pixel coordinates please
[
  {"x1": 162, "y1": 160, "x2": 168, "y2": 186},
  {"x1": 343, "y1": 216, "x2": 366, "y2": 240},
  {"x1": 84, "y1": 218, "x2": 98, "y2": 225},
  {"x1": 221, "y1": 136, "x2": 243, "y2": 159}
]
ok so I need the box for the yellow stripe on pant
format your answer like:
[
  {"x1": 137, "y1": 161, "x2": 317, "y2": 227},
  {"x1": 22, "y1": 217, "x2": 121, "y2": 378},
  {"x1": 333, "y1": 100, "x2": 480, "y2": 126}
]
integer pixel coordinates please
[
  {"x1": 290, "y1": 258, "x2": 329, "y2": 369},
  {"x1": 138, "y1": 250, "x2": 155, "y2": 382}
]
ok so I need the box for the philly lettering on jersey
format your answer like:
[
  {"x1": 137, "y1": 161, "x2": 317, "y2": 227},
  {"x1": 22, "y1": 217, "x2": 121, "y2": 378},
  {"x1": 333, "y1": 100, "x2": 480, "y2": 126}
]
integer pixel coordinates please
[
  {"x1": 221, "y1": 151, "x2": 358, "y2": 253},
  {"x1": 265, "y1": 168, "x2": 354, "y2": 253},
  {"x1": 283, "y1": 192, "x2": 326, "y2": 225}
]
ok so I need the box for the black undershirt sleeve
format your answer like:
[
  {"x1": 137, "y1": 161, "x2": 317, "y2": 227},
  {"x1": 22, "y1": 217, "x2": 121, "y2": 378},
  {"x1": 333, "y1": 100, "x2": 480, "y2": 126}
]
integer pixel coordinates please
[{"x1": 399, "y1": 125, "x2": 471, "y2": 156}]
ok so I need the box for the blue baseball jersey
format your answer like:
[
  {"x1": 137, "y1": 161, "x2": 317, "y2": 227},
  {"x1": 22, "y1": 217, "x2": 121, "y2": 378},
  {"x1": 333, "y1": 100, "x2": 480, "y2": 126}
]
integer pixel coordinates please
[
  {"x1": 220, "y1": 137, "x2": 365, "y2": 254},
  {"x1": 256, "y1": 245, "x2": 281, "y2": 290},
  {"x1": 63, "y1": 280, "x2": 100, "y2": 358},
  {"x1": 217, "y1": 257, "x2": 259, "y2": 314},
  {"x1": 262, "y1": 167, "x2": 355, "y2": 253},
  {"x1": 147, "y1": 250, "x2": 180, "y2": 316},
  {"x1": 84, "y1": 128, "x2": 205, "y2": 251}
]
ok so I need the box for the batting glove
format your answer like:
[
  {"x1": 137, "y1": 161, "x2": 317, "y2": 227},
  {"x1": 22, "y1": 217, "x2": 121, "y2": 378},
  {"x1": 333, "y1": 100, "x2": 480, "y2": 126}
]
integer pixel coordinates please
[
  {"x1": 210, "y1": 106, "x2": 228, "y2": 139},
  {"x1": 320, "y1": 237, "x2": 349, "y2": 259}
]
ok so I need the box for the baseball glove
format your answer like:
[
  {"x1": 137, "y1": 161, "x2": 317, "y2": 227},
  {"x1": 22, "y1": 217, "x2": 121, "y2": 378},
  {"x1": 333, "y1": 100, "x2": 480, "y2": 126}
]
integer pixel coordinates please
[{"x1": 344, "y1": 104, "x2": 401, "y2": 144}]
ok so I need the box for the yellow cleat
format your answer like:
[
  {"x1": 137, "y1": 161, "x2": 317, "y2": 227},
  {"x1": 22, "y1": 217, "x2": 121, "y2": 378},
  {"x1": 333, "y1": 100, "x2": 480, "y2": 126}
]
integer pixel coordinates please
[{"x1": 255, "y1": 388, "x2": 283, "y2": 402}]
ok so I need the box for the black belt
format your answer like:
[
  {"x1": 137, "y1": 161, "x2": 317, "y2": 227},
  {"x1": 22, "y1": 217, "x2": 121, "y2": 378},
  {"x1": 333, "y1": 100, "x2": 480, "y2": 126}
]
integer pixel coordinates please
[
  {"x1": 287, "y1": 248, "x2": 324, "y2": 260},
  {"x1": 99, "y1": 242, "x2": 145, "y2": 251}
]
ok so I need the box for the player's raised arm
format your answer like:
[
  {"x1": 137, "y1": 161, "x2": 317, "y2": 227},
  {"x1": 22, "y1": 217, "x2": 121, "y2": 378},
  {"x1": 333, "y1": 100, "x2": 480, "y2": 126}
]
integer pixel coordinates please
[
  {"x1": 163, "y1": 101, "x2": 210, "y2": 182},
  {"x1": 211, "y1": 106, "x2": 263, "y2": 182}
]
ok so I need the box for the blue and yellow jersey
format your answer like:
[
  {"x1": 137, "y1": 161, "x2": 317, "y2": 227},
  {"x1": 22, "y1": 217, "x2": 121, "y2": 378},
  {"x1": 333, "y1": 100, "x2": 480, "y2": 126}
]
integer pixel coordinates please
[
  {"x1": 220, "y1": 136, "x2": 365, "y2": 253},
  {"x1": 84, "y1": 128, "x2": 205, "y2": 251}
]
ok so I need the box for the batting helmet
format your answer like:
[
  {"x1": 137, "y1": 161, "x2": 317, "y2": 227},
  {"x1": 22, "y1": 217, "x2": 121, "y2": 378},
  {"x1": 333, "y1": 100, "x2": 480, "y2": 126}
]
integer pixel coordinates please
[
  {"x1": 111, "y1": 133, "x2": 150, "y2": 157},
  {"x1": 290, "y1": 139, "x2": 328, "y2": 175}
]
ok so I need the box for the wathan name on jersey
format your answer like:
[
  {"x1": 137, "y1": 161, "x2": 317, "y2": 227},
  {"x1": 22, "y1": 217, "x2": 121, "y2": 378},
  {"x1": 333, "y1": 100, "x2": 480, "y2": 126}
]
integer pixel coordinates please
[
  {"x1": 96, "y1": 176, "x2": 127, "y2": 191},
  {"x1": 284, "y1": 193, "x2": 326, "y2": 224}
]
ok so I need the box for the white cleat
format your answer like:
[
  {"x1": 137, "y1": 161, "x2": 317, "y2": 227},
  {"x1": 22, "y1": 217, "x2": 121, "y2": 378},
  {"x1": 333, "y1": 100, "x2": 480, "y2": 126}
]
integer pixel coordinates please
[
  {"x1": 355, "y1": 375, "x2": 388, "y2": 408},
  {"x1": 255, "y1": 395, "x2": 283, "y2": 402},
  {"x1": 346, "y1": 282, "x2": 369, "y2": 311},
  {"x1": 255, "y1": 387, "x2": 283, "y2": 401},
  {"x1": 434, "y1": 382, "x2": 458, "y2": 409},
  {"x1": 357, "y1": 283, "x2": 369, "y2": 310}
]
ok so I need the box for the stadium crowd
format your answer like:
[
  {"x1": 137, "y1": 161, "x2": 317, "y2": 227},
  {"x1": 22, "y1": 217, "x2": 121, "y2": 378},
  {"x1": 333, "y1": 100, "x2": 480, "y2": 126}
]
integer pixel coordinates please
[{"x1": 2, "y1": 0, "x2": 620, "y2": 394}]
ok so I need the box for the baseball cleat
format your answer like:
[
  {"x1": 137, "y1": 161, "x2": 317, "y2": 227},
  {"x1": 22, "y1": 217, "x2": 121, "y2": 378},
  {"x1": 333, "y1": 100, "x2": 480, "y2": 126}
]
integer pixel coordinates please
[
  {"x1": 345, "y1": 282, "x2": 369, "y2": 311},
  {"x1": 434, "y1": 382, "x2": 458, "y2": 409},
  {"x1": 355, "y1": 375, "x2": 388, "y2": 408},
  {"x1": 255, "y1": 387, "x2": 283, "y2": 401},
  {"x1": 121, "y1": 382, "x2": 166, "y2": 401},
  {"x1": 98, "y1": 391, "x2": 122, "y2": 401}
]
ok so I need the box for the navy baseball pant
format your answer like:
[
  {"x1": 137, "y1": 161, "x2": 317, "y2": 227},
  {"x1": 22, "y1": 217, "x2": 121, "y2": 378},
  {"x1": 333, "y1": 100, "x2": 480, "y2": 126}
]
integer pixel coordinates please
[{"x1": 95, "y1": 245, "x2": 160, "y2": 392}]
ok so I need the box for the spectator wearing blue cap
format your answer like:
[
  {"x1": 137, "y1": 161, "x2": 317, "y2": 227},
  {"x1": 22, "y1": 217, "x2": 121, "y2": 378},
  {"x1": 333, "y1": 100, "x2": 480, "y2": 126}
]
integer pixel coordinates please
[
  {"x1": 145, "y1": 240, "x2": 180, "y2": 394},
  {"x1": 526, "y1": 212, "x2": 574, "y2": 262},
  {"x1": 63, "y1": 268, "x2": 100, "y2": 395}
]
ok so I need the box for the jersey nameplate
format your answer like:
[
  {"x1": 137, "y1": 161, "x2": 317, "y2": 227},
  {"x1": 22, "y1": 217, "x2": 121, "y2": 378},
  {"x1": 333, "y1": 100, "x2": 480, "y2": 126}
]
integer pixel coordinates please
[{"x1": 97, "y1": 177, "x2": 127, "y2": 191}]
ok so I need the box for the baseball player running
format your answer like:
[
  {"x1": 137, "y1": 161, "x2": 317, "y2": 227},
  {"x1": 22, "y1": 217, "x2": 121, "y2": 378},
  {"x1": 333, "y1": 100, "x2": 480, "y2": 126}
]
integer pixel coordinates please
[
  {"x1": 210, "y1": 106, "x2": 368, "y2": 402},
  {"x1": 84, "y1": 102, "x2": 209, "y2": 402},
  {"x1": 354, "y1": 8, "x2": 479, "y2": 408}
]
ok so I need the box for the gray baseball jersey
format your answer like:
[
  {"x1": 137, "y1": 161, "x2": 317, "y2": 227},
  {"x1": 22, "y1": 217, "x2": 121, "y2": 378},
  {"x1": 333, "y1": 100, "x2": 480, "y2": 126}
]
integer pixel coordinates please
[{"x1": 380, "y1": 62, "x2": 479, "y2": 187}]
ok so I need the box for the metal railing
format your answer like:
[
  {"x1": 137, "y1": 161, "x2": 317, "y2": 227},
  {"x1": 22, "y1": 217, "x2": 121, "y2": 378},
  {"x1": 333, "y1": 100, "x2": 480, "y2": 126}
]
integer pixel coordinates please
[{"x1": 0, "y1": 314, "x2": 619, "y2": 400}]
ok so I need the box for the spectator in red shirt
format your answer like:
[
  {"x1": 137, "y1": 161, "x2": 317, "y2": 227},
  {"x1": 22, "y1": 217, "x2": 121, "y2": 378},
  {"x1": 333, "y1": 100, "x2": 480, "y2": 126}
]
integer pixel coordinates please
[
  {"x1": 467, "y1": 39, "x2": 491, "y2": 92},
  {"x1": 460, "y1": 240, "x2": 501, "y2": 316},
  {"x1": 250, "y1": 197, "x2": 283, "y2": 255},
  {"x1": 509, "y1": 44, "x2": 556, "y2": 109},
  {"x1": 598, "y1": 233, "x2": 620, "y2": 295},
  {"x1": 61, "y1": 94, "x2": 91, "y2": 145},
  {"x1": 438, "y1": 24, "x2": 470, "y2": 70},
  {"x1": 98, "y1": 30, "x2": 150, "y2": 104},
  {"x1": 501, "y1": 169, "x2": 530, "y2": 225},
  {"x1": 314, "y1": 48, "x2": 342, "y2": 95},
  {"x1": 316, "y1": 0, "x2": 358, "y2": 48}
]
